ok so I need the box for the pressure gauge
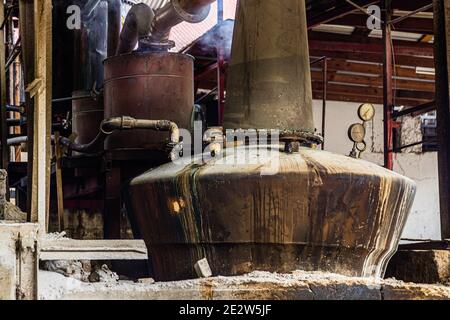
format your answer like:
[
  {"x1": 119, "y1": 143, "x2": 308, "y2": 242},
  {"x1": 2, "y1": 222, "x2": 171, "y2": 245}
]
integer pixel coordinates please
[
  {"x1": 348, "y1": 123, "x2": 366, "y2": 143},
  {"x1": 358, "y1": 103, "x2": 375, "y2": 122}
]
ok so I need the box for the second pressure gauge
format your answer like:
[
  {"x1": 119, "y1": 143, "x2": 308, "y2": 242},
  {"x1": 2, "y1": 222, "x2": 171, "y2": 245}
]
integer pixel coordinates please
[{"x1": 348, "y1": 123, "x2": 366, "y2": 143}]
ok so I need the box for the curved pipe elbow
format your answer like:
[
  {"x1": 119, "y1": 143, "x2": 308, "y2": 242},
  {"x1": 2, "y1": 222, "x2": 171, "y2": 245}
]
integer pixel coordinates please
[
  {"x1": 149, "y1": 0, "x2": 215, "y2": 45},
  {"x1": 101, "y1": 117, "x2": 180, "y2": 145},
  {"x1": 116, "y1": 3, "x2": 155, "y2": 55}
]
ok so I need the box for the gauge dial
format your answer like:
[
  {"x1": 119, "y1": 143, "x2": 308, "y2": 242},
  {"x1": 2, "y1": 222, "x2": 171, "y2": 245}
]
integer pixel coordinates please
[
  {"x1": 356, "y1": 141, "x2": 367, "y2": 152},
  {"x1": 348, "y1": 123, "x2": 366, "y2": 143},
  {"x1": 358, "y1": 103, "x2": 375, "y2": 122}
]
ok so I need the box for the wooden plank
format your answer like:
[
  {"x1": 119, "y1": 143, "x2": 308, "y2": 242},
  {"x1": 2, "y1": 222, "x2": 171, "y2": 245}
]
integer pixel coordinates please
[
  {"x1": 311, "y1": 81, "x2": 435, "y2": 100},
  {"x1": 313, "y1": 92, "x2": 428, "y2": 107},
  {"x1": 309, "y1": 40, "x2": 434, "y2": 57},
  {"x1": 40, "y1": 239, "x2": 148, "y2": 261},
  {"x1": 315, "y1": 58, "x2": 435, "y2": 81},
  {"x1": 310, "y1": 50, "x2": 436, "y2": 68},
  {"x1": 307, "y1": 0, "x2": 378, "y2": 29},
  {"x1": 329, "y1": 13, "x2": 434, "y2": 34},
  {"x1": 54, "y1": 132, "x2": 64, "y2": 231},
  {"x1": 24, "y1": 0, "x2": 52, "y2": 232},
  {"x1": 311, "y1": 70, "x2": 435, "y2": 92}
]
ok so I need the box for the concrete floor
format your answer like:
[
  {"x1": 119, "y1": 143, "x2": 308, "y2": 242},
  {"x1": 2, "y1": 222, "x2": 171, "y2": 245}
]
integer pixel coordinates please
[{"x1": 39, "y1": 270, "x2": 450, "y2": 300}]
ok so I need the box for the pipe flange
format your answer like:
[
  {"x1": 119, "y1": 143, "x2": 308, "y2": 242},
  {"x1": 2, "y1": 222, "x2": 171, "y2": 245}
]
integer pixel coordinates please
[
  {"x1": 280, "y1": 130, "x2": 324, "y2": 146},
  {"x1": 172, "y1": 0, "x2": 211, "y2": 23},
  {"x1": 139, "y1": 37, "x2": 175, "y2": 51}
]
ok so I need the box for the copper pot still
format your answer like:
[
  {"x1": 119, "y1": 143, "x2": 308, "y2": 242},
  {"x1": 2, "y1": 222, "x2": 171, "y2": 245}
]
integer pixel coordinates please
[
  {"x1": 128, "y1": 0, "x2": 416, "y2": 281},
  {"x1": 103, "y1": 52, "x2": 195, "y2": 152}
]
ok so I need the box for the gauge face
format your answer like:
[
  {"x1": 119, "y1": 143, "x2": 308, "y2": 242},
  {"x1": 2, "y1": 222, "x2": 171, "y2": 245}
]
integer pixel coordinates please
[
  {"x1": 348, "y1": 123, "x2": 366, "y2": 143},
  {"x1": 358, "y1": 103, "x2": 375, "y2": 122},
  {"x1": 356, "y1": 141, "x2": 367, "y2": 152}
]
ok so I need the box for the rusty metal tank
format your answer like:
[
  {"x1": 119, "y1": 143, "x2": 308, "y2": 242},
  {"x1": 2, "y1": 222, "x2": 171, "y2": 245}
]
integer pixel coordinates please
[
  {"x1": 103, "y1": 52, "x2": 194, "y2": 152},
  {"x1": 127, "y1": 0, "x2": 417, "y2": 281},
  {"x1": 129, "y1": 145, "x2": 416, "y2": 281},
  {"x1": 72, "y1": 90, "x2": 104, "y2": 146}
]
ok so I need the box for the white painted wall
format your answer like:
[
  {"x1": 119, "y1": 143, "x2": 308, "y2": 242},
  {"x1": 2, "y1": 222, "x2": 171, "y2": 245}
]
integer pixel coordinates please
[{"x1": 312, "y1": 100, "x2": 441, "y2": 240}]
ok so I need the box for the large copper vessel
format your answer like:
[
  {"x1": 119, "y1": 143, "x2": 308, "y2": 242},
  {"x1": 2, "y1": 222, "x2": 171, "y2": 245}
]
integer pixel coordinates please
[
  {"x1": 103, "y1": 52, "x2": 194, "y2": 152},
  {"x1": 129, "y1": 146, "x2": 416, "y2": 281},
  {"x1": 128, "y1": 0, "x2": 416, "y2": 281}
]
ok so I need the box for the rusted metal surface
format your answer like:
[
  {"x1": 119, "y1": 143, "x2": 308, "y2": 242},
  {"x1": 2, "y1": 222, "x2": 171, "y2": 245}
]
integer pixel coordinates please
[
  {"x1": 223, "y1": 0, "x2": 314, "y2": 133},
  {"x1": 382, "y1": 0, "x2": 394, "y2": 170},
  {"x1": 72, "y1": 90, "x2": 103, "y2": 146},
  {"x1": 126, "y1": 0, "x2": 417, "y2": 282},
  {"x1": 103, "y1": 52, "x2": 194, "y2": 152},
  {"x1": 129, "y1": 147, "x2": 416, "y2": 281}
]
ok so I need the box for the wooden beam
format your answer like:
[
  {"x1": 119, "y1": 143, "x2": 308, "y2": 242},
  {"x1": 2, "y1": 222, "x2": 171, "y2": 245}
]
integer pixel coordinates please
[
  {"x1": 307, "y1": 0, "x2": 378, "y2": 29},
  {"x1": 310, "y1": 49, "x2": 435, "y2": 68},
  {"x1": 433, "y1": 0, "x2": 450, "y2": 240},
  {"x1": 40, "y1": 239, "x2": 148, "y2": 261},
  {"x1": 311, "y1": 70, "x2": 435, "y2": 92},
  {"x1": 329, "y1": 13, "x2": 434, "y2": 34},
  {"x1": 309, "y1": 40, "x2": 434, "y2": 57},
  {"x1": 312, "y1": 81, "x2": 435, "y2": 100},
  {"x1": 24, "y1": 0, "x2": 52, "y2": 232},
  {"x1": 313, "y1": 92, "x2": 427, "y2": 106},
  {"x1": 312, "y1": 58, "x2": 435, "y2": 81}
]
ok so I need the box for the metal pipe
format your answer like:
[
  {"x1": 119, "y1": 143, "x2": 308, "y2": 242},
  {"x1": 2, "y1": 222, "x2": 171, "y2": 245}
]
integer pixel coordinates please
[
  {"x1": 52, "y1": 94, "x2": 92, "y2": 104},
  {"x1": 116, "y1": 3, "x2": 155, "y2": 55},
  {"x1": 392, "y1": 100, "x2": 436, "y2": 119},
  {"x1": 7, "y1": 136, "x2": 28, "y2": 146},
  {"x1": 62, "y1": 116, "x2": 180, "y2": 156},
  {"x1": 321, "y1": 58, "x2": 328, "y2": 150},
  {"x1": 6, "y1": 105, "x2": 24, "y2": 113},
  {"x1": 82, "y1": 0, "x2": 121, "y2": 57},
  {"x1": 107, "y1": 0, "x2": 121, "y2": 57},
  {"x1": 149, "y1": 0, "x2": 215, "y2": 44}
]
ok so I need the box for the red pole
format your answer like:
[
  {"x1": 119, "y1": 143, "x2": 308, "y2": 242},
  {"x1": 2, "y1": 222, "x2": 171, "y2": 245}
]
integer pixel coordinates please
[{"x1": 382, "y1": 0, "x2": 394, "y2": 170}]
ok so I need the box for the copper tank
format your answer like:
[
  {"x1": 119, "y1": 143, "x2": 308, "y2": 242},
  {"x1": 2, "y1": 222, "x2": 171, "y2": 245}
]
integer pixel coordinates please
[
  {"x1": 72, "y1": 90, "x2": 104, "y2": 146},
  {"x1": 128, "y1": 0, "x2": 416, "y2": 281},
  {"x1": 103, "y1": 52, "x2": 194, "y2": 152}
]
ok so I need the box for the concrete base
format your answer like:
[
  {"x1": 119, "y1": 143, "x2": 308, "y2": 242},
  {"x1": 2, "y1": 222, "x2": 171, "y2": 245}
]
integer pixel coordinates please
[
  {"x1": 386, "y1": 250, "x2": 450, "y2": 285},
  {"x1": 39, "y1": 270, "x2": 450, "y2": 300},
  {"x1": 0, "y1": 223, "x2": 39, "y2": 300}
]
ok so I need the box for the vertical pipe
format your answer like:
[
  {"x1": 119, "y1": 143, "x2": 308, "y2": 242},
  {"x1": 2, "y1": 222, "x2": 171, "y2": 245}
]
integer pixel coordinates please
[
  {"x1": 382, "y1": 0, "x2": 394, "y2": 170},
  {"x1": 216, "y1": 0, "x2": 224, "y2": 125},
  {"x1": 321, "y1": 58, "x2": 327, "y2": 150},
  {"x1": 107, "y1": 0, "x2": 121, "y2": 57},
  {"x1": 0, "y1": 3, "x2": 8, "y2": 173},
  {"x1": 19, "y1": 0, "x2": 35, "y2": 218},
  {"x1": 218, "y1": 0, "x2": 224, "y2": 22},
  {"x1": 433, "y1": 0, "x2": 450, "y2": 240},
  {"x1": 217, "y1": 51, "x2": 225, "y2": 125}
]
